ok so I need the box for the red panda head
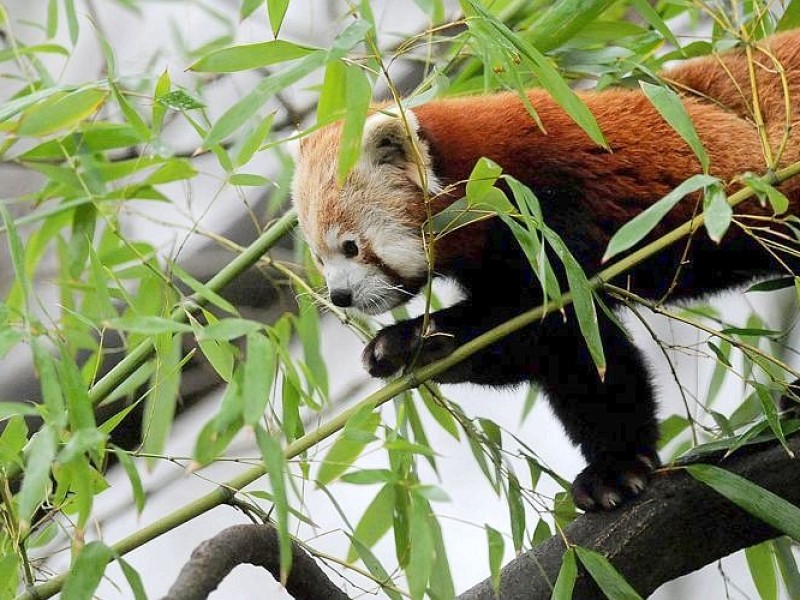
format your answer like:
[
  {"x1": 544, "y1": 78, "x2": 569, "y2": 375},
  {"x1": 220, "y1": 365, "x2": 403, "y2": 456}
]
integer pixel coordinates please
[{"x1": 292, "y1": 108, "x2": 441, "y2": 314}]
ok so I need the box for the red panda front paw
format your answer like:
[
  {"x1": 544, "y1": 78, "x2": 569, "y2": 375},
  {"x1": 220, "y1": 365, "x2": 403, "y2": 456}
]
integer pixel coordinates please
[
  {"x1": 572, "y1": 451, "x2": 660, "y2": 511},
  {"x1": 362, "y1": 321, "x2": 457, "y2": 378}
]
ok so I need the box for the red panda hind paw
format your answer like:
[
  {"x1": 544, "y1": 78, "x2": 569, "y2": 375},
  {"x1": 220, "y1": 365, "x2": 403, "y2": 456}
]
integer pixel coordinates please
[
  {"x1": 362, "y1": 323, "x2": 457, "y2": 378},
  {"x1": 572, "y1": 453, "x2": 660, "y2": 512}
]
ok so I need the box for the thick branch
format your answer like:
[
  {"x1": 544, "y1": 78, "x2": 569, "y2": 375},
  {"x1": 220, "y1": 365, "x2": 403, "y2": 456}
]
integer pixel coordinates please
[
  {"x1": 161, "y1": 524, "x2": 349, "y2": 600},
  {"x1": 459, "y1": 435, "x2": 800, "y2": 600}
]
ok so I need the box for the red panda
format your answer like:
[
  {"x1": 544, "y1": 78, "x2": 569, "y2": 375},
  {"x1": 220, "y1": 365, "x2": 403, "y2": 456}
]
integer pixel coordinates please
[{"x1": 292, "y1": 30, "x2": 800, "y2": 511}]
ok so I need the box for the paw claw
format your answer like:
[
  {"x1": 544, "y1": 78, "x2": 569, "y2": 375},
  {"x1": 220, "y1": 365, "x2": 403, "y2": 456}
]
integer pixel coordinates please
[{"x1": 572, "y1": 453, "x2": 658, "y2": 512}]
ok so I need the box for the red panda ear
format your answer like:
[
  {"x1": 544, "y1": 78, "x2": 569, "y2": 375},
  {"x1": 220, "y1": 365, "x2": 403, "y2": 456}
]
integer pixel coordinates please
[{"x1": 362, "y1": 110, "x2": 419, "y2": 167}]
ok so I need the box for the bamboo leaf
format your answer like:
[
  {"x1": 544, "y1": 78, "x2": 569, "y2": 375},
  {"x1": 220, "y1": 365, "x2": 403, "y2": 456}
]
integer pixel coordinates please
[
  {"x1": 336, "y1": 63, "x2": 372, "y2": 183},
  {"x1": 687, "y1": 464, "x2": 800, "y2": 540},
  {"x1": 745, "y1": 541, "x2": 778, "y2": 600},
  {"x1": 552, "y1": 547, "x2": 578, "y2": 600},
  {"x1": 242, "y1": 332, "x2": 276, "y2": 425},
  {"x1": 189, "y1": 40, "x2": 316, "y2": 72},
  {"x1": 603, "y1": 174, "x2": 718, "y2": 261},
  {"x1": 575, "y1": 546, "x2": 643, "y2": 600},
  {"x1": 18, "y1": 88, "x2": 107, "y2": 136},
  {"x1": 255, "y1": 426, "x2": 291, "y2": 583},
  {"x1": 61, "y1": 542, "x2": 113, "y2": 600},
  {"x1": 486, "y1": 525, "x2": 505, "y2": 594},
  {"x1": 316, "y1": 406, "x2": 379, "y2": 486},
  {"x1": 114, "y1": 446, "x2": 146, "y2": 514},
  {"x1": 18, "y1": 426, "x2": 58, "y2": 532},
  {"x1": 347, "y1": 483, "x2": 395, "y2": 562},
  {"x1": 268, "y1": 0, "x2": 290, "y2": 36},
  {"x1": 703, "y1": 182, "x2": 732, "y2": 242}
]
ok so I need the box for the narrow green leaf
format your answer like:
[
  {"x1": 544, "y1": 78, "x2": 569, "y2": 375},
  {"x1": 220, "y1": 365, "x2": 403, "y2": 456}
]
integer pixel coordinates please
[
  {"x1": 743, "y1": 174, "x2": 790, "y2": 214},
  {"x1": 418, "y1": 386, "x2": 459, "y2": 439},
  {"x1": 205, "y1": 50, "x2": 327, "y2": 146},
  {"x1": 348, "y1": 536, "x2": 403, "y2": 600},
  {"x1": 18, "y1": 426, "x2": 58, "y2": 531},
  {"x1": 778, "y1": 0, "x2": 800, "y2": 31},
  {"x1": 328, "y1": 19, "x2": 373, "y2": 61},
  {"x1": 240, "y1": 0, "x2": 263, "y2": 20},
  {"x1": 114, "y1": 446, "x2": 146, "y2": 514},
  {"x1": 336, "y1": 63, "x2": 372, "y2": 183},
  {"x1": 64, "y1": 0, "x2": 78, "y2": 44},
  {"x1": 603, "y1": 174, "x2": 718, "y2": 261},
  {"x1": 347, "y1": 483, "x2": 395, "y2": 562},
  {"x1": 32, "y1": 339, "x2": 66, "y2": 428},
  {"x1": 527, "y1": 0, "x2": 619, "y2": 52},
  {"x1": 753, "y1": 382, "x2": 790, "y2": 455},
  {"x1": 169, "y1": 261, "x2": 238, "y2": 315},
  {"x1": 156, "y1": 90, "x2": 205, "y2": 111},
  {"x1": 267, "y1": 0, "x2": 290, "y2": 36},
  {"x1": 229, "y1": 173, "x2": 269, "y2": 186},
  {"x1": 575, "y1": 546, "x2": 643, "y2": 600},
  {"x1": 143, "y1": 334, "x2": 182, "y2": 460},
  {"x1": 118, "y1": 557, "x2": 147, "y2": 600},
  {"x1": 18, "y1": 88, "x2": 107, "y2": 136},
  {"x1": 687, "y1": 464, "x2": 800, "y2": 539},
  {"x1": 152, "y1": 70, "x2": 170, "y2": 135},
  {"x1": 703, "y1": 182, "x2": 732, "y2": 242},
  {"x1": 774, "y1": 538, "x2": 800, "y2": 600},
  {"x1": 242, "y1": 332, "x2": 276, "y2": 425},
  {"x1": 407, "y1": 496, "x2": 434, "y2": 600},
  {"x1": 317, "y1": 59, "x2": 348, "y2": 122},
  {"x1": 628, "y1": 0, "x2": 680, "y2": 47},
  {"x1": 507, "y1": 474, "x2": 526, "y2": 552},
  {"x1": 59, "y1": 352, "x2": 96, "y2": 432},
  {"x1": 0, "y1": 402, "x2": 38, "y2": 420},
  {"x1": 745, "y1": 541, "x2": 778, "y2": 600},
  {"x1": 189, "y1": 40, "x2": 316, "y2": 73},
  {"x1": 463, "y1": 0, "x2": 606, "y2": 147},
  {"x1": 255, "y1": 427, "x2": 291, "y2": 583},
  {"x1": 62, "y1": 542, "x2": 113, "y2": 600},
  {"x1": 552, "y1": 548, "x2": 578, "y2": 600},
  {"x1": 235, "y1": 113, "x2": 275, "y2": 167},
  {"x1": 107, "y1": 316, "x2": 193, "y2": 335},
  {"x1": 197, "y1": 317, "x2": 263, "y2": 341},
  {"x1": 0, "y1": 204, "x2": 30, "y2": 313},
  {"x1": 316, "y1": 409, "x2": 379, "y2": 486},
  {"x1": 486, "y1": 525, "x2": 505, "y2": 594}
]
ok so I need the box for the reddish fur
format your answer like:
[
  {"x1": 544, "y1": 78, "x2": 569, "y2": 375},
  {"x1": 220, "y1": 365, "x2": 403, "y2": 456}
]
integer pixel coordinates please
[{"x1": 413, "y1": 30, "x2": 800, "y2": 272}]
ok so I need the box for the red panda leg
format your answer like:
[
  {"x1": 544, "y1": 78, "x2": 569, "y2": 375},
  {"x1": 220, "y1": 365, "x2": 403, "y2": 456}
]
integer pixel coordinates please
[{"x1": 363, "y1": 301, "x2": 661, "y2": 511}]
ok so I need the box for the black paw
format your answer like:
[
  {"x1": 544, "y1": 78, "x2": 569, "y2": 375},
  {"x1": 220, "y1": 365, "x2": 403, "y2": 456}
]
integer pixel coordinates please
[
  {"x1": 362, "y1": 321, "x2": 456, "y2": 378},
  {"x1": 572, "y1": 452, "x2": 660, "y2": 511}
]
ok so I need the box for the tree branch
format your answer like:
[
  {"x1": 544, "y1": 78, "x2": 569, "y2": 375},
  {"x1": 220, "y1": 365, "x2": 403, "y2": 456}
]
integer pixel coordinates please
[
  {"x1": 158, "y1": 436, "x2": 800, "y2": 600},
  {"x1": 161, "y1": 524, "x2": 349, "y2": 600},
  {"x1": 459, "y1": 435, "x2": 800, "y2": 600}
]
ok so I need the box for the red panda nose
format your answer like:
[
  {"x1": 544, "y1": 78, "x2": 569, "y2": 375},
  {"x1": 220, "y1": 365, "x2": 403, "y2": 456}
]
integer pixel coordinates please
[{"x1": 330, "y1": 289, "x2": 353, "y2": 307}]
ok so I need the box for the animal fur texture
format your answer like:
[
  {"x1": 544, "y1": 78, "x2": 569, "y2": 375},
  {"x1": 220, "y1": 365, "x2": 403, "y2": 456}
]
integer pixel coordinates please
[{"x1": 292, "y1": 30, "x2": 800, "y2": 510}]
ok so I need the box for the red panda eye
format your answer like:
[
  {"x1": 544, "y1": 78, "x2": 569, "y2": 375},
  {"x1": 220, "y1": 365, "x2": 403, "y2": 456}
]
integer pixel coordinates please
[{"x1": 342, "y1": 240, "x2": 359, "y2": 258}]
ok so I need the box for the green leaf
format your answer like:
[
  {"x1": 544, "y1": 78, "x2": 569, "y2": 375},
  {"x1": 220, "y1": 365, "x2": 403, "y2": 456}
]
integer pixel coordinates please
[
  {"x1": 255, "y1": 427, "x2": 291, "y2": 583},
  {"x1": 462, "y1": 0, "x2": 606, "y2": 147},
  {"x1": 628, "y1": 0, "x2": 680, "y2": 48},
  {"x1": 242, "y1": 332, "x2": 276, "y2": 425},
  {"x1": 18, "y1": 426, "x2": 58, "y2": 532},
  {"x1": 61, "y1": 542, "x2": 113, "y2": 600},
  {"x1": 198, "y1": 318, "x2": 263, "y2": 341},
  {"x1": 0, "y1": 204, "x2": 30, "y2": 314},
  {"x1": 341, "y1": 468, "x2": 396, "y2": 485},
  {"x1": 316, "y1": 407, "x2": 379, "y2": 486},
  {"x1": 235, "y1": 113, "x2": 274, "y2": 167},
  {"x1": 336, "y1": 63, "x2": 372, "y2": 183},
  {"x1": 348, "y1": 535, "x2": 403, "y2": 600},
  {"x1": 114, "y1": 446, "x2": 146, "y2": 514},
  {"x1": 603, "y1": 174, "x2": 718, "y2": 262},
  {"x1": 0, "y1": 43, "x2": 69, "y2": 63},
  {"x1": 552, "y1": 547, "x2": 578, "y2": 600},
  {"x1": 156, "y1": 90, "x2": 205, "y2": 111},
  {"x1": 465, "y1": 158, "x2": 514, "y2": 213},
  {"x1": 486, "y1": 525, "x2": 505, "y2": 594},
  {"x1": 317, "y1": 59, "x2": 348, "y2": 122},
  {"x1": 118, "y1": 556, "x2": 148, "y2": 600},
  {"x1": 143, "y1": 334, "x2": 182, "y2": 460},
  {"x1": 418, "y1": 386, "x2": 459, "y2": 439},
  {"x1": 189, "y1": 40, "x2": 316, "y2": 73},
  {"x1": 703, "y1": 182, "x2": 732, "y2": 242},
  {"x1": 575, "y1": 546, "x2": 643, "y2": 600},
  {"x1": 347, "y1": 483, "x2": 395, "y2": 562},
  {"x1": 31, "y1": 339, "x2": 66, "y2": 429},
  {"x1": 229, "y1": 173, "x2": 270, "y2": 186},
  {"x1": 268, "y1": 0, "x2": 290, "y2": 36},
  {"x1": 778, "y1": 0, "x2": 800, "y2": 31},
  {"x1": 107, "y1": 316, "x2": 193, "y2": 335},
  {"x1": 745, "y1": 541, "x2": 778, "y2": 600},
  {"x1": 152, "y1": 70, "x2": 170, "y2": 134},
  {"x1": 774, "y1": 538, "x2": 800, "y2": 600},
  {"x1": 407, "y1": 496, "x2": 434, "y2": 600},
  {"x1": 743, "y1": 174, "x2": 790, "y2": 214},
  {"x1": 527, "y1": 0, "x2": 619, "y2": 53},
  {"x1": 18, "y1": 88, "x2": 107, "y2": 136},
  {"x1": 169, "y1": 261, "x2": 238, "y2": 316},
  {"x1": 687, "y1": 464, "x2": 800, "y2": 540},
  {"x1": 0, "y1": 401, "x2": 38, "y2": 420},
  {"x1": 240, "y1": 0, "x2": 263, "y2": 20},
  {"x1": 205, "y1": 50, "x2": 327, "y2": 146}
]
